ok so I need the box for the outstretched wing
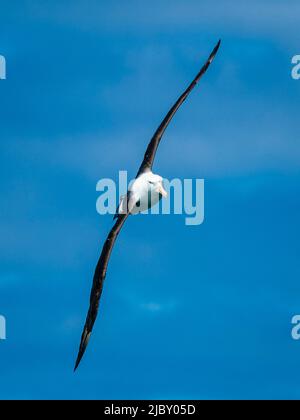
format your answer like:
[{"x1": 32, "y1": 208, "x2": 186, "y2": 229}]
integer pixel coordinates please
[
  {"x1": 74, "y1": 213, "x2": 129, "y2": 371},
  {"x1": 136, "y1": 39, "x2": 221, "y2": 177}
]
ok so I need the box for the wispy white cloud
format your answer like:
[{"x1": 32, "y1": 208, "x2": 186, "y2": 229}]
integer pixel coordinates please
[
  {"x1": 15, "y1": 1, "x2": 300, "y2": 46},
  {"x1": 8, "y1": 99, "x2": 300, "y2": 182},
  {"x1": 59, "y1": 315, "x2": 82, "y2": 334},
  {"x1": 141, "y1": 302, "x2": 162, "y2": 312},
  {"x1": 140, "y1": 301, "x2": 178, "y2": 314},
  {"x1": 5, "y1": 28, "x2": 298, "y2": 181},
  {"x1": 0, "y1": 218, "x2": 99, "y2": 267}
]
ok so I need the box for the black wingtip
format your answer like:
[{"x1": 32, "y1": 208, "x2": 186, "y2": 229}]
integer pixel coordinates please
[
  {"x1": 215, "y1": 39, "x2": 221, "y2": 50},
  {"x1": 209, "y1": 39, "x2": 221, "y2": 63},
  {"x1": 74, "y1": 329, "x2": 91, "y2": 372},
  {"x1": 74, "y1": 354, "x2": 82, "y2": 372}
]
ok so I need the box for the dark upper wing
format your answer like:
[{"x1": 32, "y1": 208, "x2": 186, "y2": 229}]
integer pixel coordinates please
[
  {"x1": 136, "y1": 40, "x2": 221, "y2": 177},
  {"x1": 74, "y1": 213, "x2": 129, "y2": 371}
]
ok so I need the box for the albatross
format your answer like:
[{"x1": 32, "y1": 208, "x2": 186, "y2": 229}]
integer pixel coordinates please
[{"x1": 74, "y1": 40, "x2": 221, "y2": 371}]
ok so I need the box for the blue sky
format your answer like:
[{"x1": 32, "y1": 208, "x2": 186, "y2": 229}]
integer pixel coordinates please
[{"x1": 0, "y1": 1, "x2": 300, "y2": 399}]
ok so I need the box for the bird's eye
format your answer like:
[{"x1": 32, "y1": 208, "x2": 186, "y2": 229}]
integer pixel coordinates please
[{"x1": 148, "y1": 181, "x2": 154, "y2": 185}]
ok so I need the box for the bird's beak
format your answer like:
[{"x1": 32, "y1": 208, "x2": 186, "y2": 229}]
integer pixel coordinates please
[{"x1": 157, "y1": 183, "x2": 168, "y2": 198}]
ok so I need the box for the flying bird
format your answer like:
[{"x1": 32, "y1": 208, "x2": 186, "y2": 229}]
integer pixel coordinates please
[{"x1": 74, "y1": 40, "x2": 221, "y2": 371}]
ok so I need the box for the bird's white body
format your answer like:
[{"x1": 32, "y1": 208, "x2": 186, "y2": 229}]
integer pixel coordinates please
[{"x1": 118, "y1": 171, "x2": 167, "y2": 215}]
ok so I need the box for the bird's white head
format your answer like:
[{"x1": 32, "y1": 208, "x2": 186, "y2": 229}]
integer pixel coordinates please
[{"x1": 145, "y1": 172, "x2": 168, "y2": 198}]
